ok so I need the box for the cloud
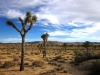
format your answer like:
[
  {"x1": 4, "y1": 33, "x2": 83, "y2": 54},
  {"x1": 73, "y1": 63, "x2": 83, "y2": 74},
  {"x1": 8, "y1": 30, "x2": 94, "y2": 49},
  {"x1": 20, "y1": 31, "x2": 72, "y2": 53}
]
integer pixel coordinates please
[
  {"x1": 37, "y1": 14, "x2": 59, "y2": 25},
  {"x1": 2, "y1": 37, "x2": 42, "y2": 43},
  {"x1": 36, "y1": 0, "x2": 100, "y2": 27},
  {"x1": 1, "y1": 0, "x2": 100, "y2": 26},
  {"x1": 47, "y1": 22, "x2": 100, "y2": 42},
  {"x1": 48, "y1": 37, "x2": 83, "y2": 42},
  {"x1": 1, "y1": 0, "x2": 100, "y2": 42},
  {"x1": 3, "y1": 38, "x2": 22, "y2": 43},
  {"x1": 48, "y1": 30, "x2": 69, "y2": 36},
  {"x1": 4, "y1": 9, "x2": 24, "y2": 19}
]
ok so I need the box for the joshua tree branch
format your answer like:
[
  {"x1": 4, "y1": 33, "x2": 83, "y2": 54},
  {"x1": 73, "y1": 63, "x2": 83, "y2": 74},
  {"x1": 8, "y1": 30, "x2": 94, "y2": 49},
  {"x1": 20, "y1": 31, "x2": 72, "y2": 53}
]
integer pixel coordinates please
[
  {"x1": 19, "y1": 17, "x2": 24, "y2": 26},
  {"x1": 7, "y1": 20, "x2": 21, "y2": 33},
  {"x1": 19, "y1": 17, "x2": 26, "y2": 32},
  {"x1": 26, "y1": 23, "x2": 33, "y2": 33},
  {"x1": 13, "y1": 25, "x2": 21, "y2": 33}
]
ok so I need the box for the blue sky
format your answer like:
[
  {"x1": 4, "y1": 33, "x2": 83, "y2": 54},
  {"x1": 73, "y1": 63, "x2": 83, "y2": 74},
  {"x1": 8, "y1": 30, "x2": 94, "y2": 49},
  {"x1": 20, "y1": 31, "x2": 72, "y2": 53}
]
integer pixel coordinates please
[{"x1": 0, "y1": 0, "x2": 100, "y2": 43}]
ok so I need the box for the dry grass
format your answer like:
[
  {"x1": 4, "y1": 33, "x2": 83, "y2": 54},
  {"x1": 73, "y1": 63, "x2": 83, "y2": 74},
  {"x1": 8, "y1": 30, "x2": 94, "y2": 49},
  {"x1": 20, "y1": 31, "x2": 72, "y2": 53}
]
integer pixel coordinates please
[{"x1": 0, "y1": 44, "x2": 97, "y2": 75}]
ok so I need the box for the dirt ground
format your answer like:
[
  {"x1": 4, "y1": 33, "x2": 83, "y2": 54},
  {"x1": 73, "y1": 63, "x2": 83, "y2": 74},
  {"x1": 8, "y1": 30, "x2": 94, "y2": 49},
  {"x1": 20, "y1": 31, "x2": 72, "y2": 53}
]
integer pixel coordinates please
[{"x1": 0, "y1": 46, "x2": 88, "y2": 75}]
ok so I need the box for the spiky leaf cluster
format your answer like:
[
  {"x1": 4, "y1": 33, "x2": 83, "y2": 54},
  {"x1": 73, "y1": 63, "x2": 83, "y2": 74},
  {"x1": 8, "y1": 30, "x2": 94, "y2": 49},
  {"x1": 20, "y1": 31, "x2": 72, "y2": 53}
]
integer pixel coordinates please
[
  {"x1": 41, "y1": 33, "x2": 49, "y2": 41},
  {"x1": 25, "y1": 11, "x2": 37, "y2": 24},
  {"x1": 83, "y1": 41, "x2": 91, "y2": 48}
]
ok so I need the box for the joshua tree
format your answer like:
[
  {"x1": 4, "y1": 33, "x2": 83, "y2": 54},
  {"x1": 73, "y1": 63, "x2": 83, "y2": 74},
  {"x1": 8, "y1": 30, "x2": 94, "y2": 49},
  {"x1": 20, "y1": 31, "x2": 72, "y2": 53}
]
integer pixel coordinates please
[
  {"x1": 37, "y1": 44, "x2": 43, "y2": 52},
  {"x1": 91, "y1": 43, "x2": 94, "y2": 50},
  {"x1": 41, "y1": 33, "x2": 49, "y2": 58},
  {"x1": 62, "y1": 43, "x2": 67, "y2": 52},
  {"x1": 83, "y1": 41, "x2": 91, "y2": 56},
  {"x1": 6, "y1": 11, "x2": 37, "y2": 71}
]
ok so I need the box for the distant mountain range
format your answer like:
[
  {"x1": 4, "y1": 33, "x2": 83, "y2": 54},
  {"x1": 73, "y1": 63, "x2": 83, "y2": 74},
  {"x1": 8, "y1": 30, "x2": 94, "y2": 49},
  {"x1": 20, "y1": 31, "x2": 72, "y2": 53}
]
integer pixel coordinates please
[{"x1": 0, "y1": 41, "x2": 100, "y2": 45}]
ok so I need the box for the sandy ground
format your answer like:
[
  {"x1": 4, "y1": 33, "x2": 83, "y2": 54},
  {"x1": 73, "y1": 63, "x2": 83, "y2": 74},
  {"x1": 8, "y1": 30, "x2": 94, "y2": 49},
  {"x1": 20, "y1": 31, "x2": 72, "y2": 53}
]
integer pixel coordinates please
[{"x1": 0, "y1": 48, "x2": 87, "y2": 75}]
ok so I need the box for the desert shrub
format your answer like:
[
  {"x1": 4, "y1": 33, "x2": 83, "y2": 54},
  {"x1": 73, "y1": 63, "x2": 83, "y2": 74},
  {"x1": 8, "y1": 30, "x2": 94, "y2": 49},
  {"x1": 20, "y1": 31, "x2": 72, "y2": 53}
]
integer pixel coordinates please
[
  {"x1": 57, "y1": 59, "x2": 65, "y2": 63},
  {"x1": 74, "y1": 49, "x2": 79, "y2": 56},
  {"x1": 63, "y1": 68, "x2": 69, "y2": 73},
  {"x1": 67, "y1": 56, "x2": 69, "y2": 58},
  {"x1": 31, "y1": 52, "x2": 34, "y2": 54},
  {"x1": 0, "y1": 61, "x2": 4, "y2": 66},
  {"x1": 32, "y1": 60, "x2": 44, "y2": 67},
  {"x1": 2, "y1": 61, "x2": 16, "y2": 68},
  {"x1": 88, "y1": 60, "x2": 100, "y2": 75},
  {"x1": 24, "y1": 62, "x2": 29, "y2": 65},
  {"x1": 55, "y1": 66, "x2": 65, "y2": 71},
  {"x1": 25, "y1": 53, "x2": 28, "y2": 55},
  {"x1": 53, "y1": 55, "x2": 62, "y2": 61},
  {"x1": 74, "y1": 52, "x2": 100, "y2": 63},
  {"x1": 34, "y1": 52, "x2": 39, "y2": 55},
  {"x1": 13, "y1": 57, "x2": 19, "y2": 61}
]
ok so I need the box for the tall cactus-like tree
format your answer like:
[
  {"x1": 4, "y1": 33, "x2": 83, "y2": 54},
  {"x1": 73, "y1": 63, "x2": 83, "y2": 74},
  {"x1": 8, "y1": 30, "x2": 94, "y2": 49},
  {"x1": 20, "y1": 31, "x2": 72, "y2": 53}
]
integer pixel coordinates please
[
  {"x1": 62, "y1": 43, "x2": 67, "y2": 52},
  {"x1": 83, "y1": 41, "x2": 91, "y2": 56},
  {"x1": 37, "y1": 44, "x2": 43, "y2": 52},
  {"x1": 41, "y1": 33, "x2": 49, "y2": 58},
  {"x1": 6, "y1": 11, "x2": 37, "y2": 71}
]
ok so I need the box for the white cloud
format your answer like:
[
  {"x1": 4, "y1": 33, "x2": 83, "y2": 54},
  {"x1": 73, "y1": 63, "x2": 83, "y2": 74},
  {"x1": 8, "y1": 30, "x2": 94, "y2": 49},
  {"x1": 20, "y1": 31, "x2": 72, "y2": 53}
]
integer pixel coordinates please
[
  {"x1": 48, "y1": 22, "x2": 100, "y2": 42},
  {"x1": 1, "y1": 0, "x2": 100, "y2": 42},
  {"x1": 37, "y1": 14, "x2": 59, "y2": 25},
  {"x1": 48, "y1": 30, "x2": 69, "y2": 36},
  {"x1": 2, "y1": 38, "x2": 42, "y2": 43},
  {"x1": 3, "y1": 38, "x2": 22, "y2": 43},
  {"x1": 48, "y1": 37, "x2": 84, "y2": 42},
  {"x1": 4, "y1": 9, "x2": 25, "y2": 19},
  {"x1": 36, "y1": 0, "x2": 100, "y2": 26},
  {"x1": 1, "y1": 0, "x2": 100, "y2": 26}
]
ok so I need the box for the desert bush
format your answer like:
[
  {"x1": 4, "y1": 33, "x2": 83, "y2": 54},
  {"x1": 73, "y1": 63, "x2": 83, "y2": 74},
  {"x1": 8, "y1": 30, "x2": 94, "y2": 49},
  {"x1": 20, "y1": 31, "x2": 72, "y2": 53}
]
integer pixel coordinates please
[
  {"x1": 74, "y1": 51, "x2": 100, "y2": 63},
  {"x1": 34, "y1": 52, "x2": 39, "y2": 55},
  {"x1": 53, "y1": 55, "x2": 62, "y2": 61},
  {"x1": 66, "y1": 56, "x2": 69, "y2": 58},
  {"x1": 32, "y1": 60, "x2": 44, "y2": 67},
  {"x1": 0, "y1": 61, "x2": 4, "y2": 66},
  {"x1": 13, "y1": 57, "x2": 19, "y2": 61},
  {"x1": 2, "y1": 61, "x2": 16, "y2": 68},
  {"x1": 55, "y1": 66, "x2": 64, "y2": 71},
  {"x1": 74, "y1": 49, "x2": 79, "y2": 56},
  {"x1": 63, "y1": 69, "x2": 69, "y2": 73},
  {"x1": 31, "y1": 52, "x2": 34, "y2": 54},
  {"x1": 24, "y1": 62, "x2": 29, "y2": 65},
  {"x1": 57, "y1": 59, "x2": 65, "y2": 63},
  {"x1": 88, "y1": 60, "x2": 100, "y2": 75},
  {"x1": 25, "y1": 53, "x2": 28, "y2": 55},
  {"x1": 78, "y1": 59, "x2": 96, "y2": 70}
]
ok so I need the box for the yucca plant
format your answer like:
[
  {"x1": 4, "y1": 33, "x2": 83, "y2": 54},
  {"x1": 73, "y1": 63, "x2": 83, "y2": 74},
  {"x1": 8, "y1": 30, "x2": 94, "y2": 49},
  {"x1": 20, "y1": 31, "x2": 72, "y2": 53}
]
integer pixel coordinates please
[{"x1": 6, "y1": 11, "x2": 37, "y2": 71}]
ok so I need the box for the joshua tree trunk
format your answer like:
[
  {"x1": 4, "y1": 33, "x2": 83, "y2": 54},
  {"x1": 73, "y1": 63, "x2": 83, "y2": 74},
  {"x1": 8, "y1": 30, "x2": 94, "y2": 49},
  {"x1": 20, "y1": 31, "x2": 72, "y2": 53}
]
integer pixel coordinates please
[
  {"x1": 41, "y1": 33, "x2": 49, "y2": 58},
  {"x1": 20, "y1": 35, "x2": 25, "y2": 71},
  {"x1": 65, "y1": 47, "x2": 66, "y2": 52},
  {"x1": 87, "y1": 48, "x2": 89, "y2": 57},
  {"x1": 44, "y1": 40, "x2": 46, "y2": 57},
  {"x1": 43, "y1": 40, "x2": 46, "y2": 58}
]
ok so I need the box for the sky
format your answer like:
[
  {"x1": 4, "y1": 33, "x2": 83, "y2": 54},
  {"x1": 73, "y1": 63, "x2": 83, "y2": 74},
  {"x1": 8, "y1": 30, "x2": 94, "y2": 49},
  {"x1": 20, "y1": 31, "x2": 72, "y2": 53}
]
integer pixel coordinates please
[{"x1": 0, "y1": 0, "x2": 100, "y2": 43}]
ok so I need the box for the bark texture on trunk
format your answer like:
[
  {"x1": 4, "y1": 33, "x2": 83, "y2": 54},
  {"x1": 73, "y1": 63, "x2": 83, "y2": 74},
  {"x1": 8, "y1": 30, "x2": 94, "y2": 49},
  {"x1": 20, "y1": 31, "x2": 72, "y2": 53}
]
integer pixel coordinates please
[
  {"x1": 43, "y1": 39, "x2": 46, "y2": 58},
  {"x1": 87, "y1": 48, "x2": 89, "y2": 57},
  {"x1": 20, "y1": 35, "x2": 25, "y2": 71}
]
